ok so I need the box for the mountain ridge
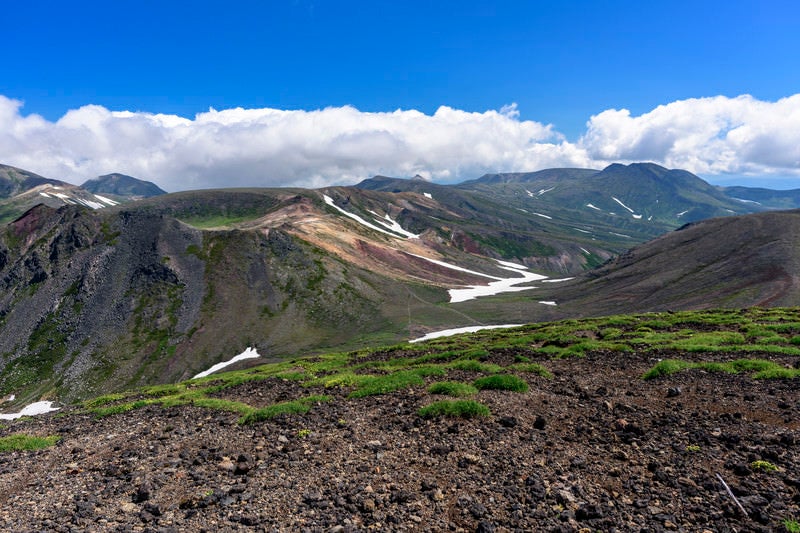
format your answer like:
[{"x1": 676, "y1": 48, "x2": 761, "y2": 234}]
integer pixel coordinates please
[
  {"x1": 0, "y1": 162, "x2": 799, "y2": 405},
  {"x1": 82, "y1": 173, "x2": 167, "y2": 199}
]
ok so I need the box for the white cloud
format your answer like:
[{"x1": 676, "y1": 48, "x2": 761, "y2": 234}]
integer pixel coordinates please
[
  {"x1": 1, "y1": 93, "x2": 799, "y2": 191},
  {"x1": 580, "y1": 94, "x2": 800, "y2": 177},
  {"x1": 0, "y1": 95, "x2": 589, "y2": 191}
]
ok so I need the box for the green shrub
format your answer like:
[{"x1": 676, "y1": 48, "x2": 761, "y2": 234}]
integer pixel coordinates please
[
  {"x1": 90, "y1": 399, "x2": 151, "y2": 418},
  {"x1": 428, "y1": 381, "x2": 478, "y2": 397},
  {"x1": 449, "y1": 360, "x2": 503, "y2": 373},
  {"x1": 418, "y1": 400, "x2": 490, "y2": 418},
  {"x1": 751, "y1": 460, "x2": 778, "y2": 472},
  {"x1": 783, "y1": 518, "x2": 800, "y2": 533},
  {"x1": 509, "y1": 363, "x2": 552, "y2": 378},
  {"x1": 642, "y1": 359, "x2": 692, "y2": 380},
  {"x1": 348, "y1": 371, "x2": 425, "y2": 398},
  {"x1": 239, "y1": 395, "x2": 330, "y2": 424},
  {"x1": 473, "y1": 374, "x2": 529, "y2": 392}
]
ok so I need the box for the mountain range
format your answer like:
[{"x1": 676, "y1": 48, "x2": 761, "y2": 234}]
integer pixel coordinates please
[{"x1": 0, "y1": 161, "x2": 798, "y2": 404}]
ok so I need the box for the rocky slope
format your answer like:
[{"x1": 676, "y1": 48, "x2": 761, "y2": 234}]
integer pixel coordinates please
[
  {"x1": 550, "y1": 209, "x2": 800, "y2": 315},
  {"x1": 1, "y1": 309, "x2": 798, "y2": 531}
]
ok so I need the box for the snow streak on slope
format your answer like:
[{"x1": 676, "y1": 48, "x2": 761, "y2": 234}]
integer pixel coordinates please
[
  {"x1": 324, "y1": 194, "x2": 418, "y2": 239},
  {"x1": 409, "y1": 253, "x2": 502, "y2": 280},
  {"x1": 447, "y1": 261, "x2": 548, "y2": 303},
  {"x1": 612, "y1": 197, "x2": 635, "y2": 213},
  {"x1": 0, "y1": 401, "x2": 60, "y2": 420},
  {"x1": 193, "y1": 347, "x2": 261, "y2": 379},
  {"x1": 369, "y1": 210, "x2": 420, "y2": 238},
  {"x1": 410, "y1": 324, "x2": 524, "y2": 343}
]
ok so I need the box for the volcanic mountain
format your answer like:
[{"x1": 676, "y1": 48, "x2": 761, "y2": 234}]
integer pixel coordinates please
[{"x1": 0, "y1": 161, "x2": 798, "y2": 406}]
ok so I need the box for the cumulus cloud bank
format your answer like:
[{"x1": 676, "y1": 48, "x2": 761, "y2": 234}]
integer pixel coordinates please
[
  {"x1": 1, "y1": 93, "x2": 798, "y2": 191},
  {"x1": 581, "y1": 94, "x2": 800, "y2": 177}
]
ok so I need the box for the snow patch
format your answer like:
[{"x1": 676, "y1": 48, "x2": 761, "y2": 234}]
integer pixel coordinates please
[
  {"x1": 0, "y1": 401, "x2": 59, "y2": 420},
  {"x1": 580, "y1": 247, "x2": 590, "y2": 254},
  {"x1": 409, "y1": 254, "x2": 502, "y2": 280},
  {"x1": 39, "y1": 192, "x2": 52, "y2": 198},
  {"x1": 423, "y1": 192, "x2": 432, "y2": 199},
  {"x1": 75, "y1": 198, "x2": 105, "y2": 209},
  {"x1": 495, "y1": 259, "x2": 527, "y2": 269},
  {"x1": 94, "y1": 194, "x2": 119, "y2": 206},
  {"x1": 609, "y1": 232, "x2": 631, "y2": 238},
  {"x1": 448, "y1": 263, "x2": 547, "y2": 303},
  {"x1": 193, "y1": 347, "x2": 261, "y2": 379},
  {"x1": 409, "y1": 254, "x2": 547, "y2": 303},
  {"x1": 368, "y1": 210, "x2": 420, "y2": 238},
  {"x1": 676, "y1": 210, "x2": 689, "y2": 217},
  {"x1": 586, "y1": 203, "x2": 601, "y2": 211},
  {"x1": 533, "y1": 212, "x2": 552, "y2": 220},
  {"x1": 410, "y1": 324, "x2": 524, "y2": 343},
  {"x1": 573, "y1": 227, "x2": 590, "y2": 234},
  {"x1": 324, "y1": 194, "x2": 416, "y2": 239},
  {"x1": 612, "y1": 196, "x2": 635, "y2": 213},
  {"x1": 632, "y1": 214, "x2": 642, "y2": 220},
  {"x1": 542, "y1": 278, "x2": 573, "y2": 283},
  {"x1": 538, "y1": 301, "x2": 557, "y2": 306},
  {"x1": 732, "y1": 198, "x2": 761, "y2": 205}
]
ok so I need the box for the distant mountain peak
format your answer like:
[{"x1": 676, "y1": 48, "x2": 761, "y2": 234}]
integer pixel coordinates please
[{"x1": 81, "y1": 173, "x2": 166, "y2": 198}]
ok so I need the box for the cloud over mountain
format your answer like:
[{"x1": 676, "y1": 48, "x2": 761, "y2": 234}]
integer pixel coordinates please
[
  {"x1": 1, "y1": 94, "x2": 798, "y2": 191},
  {"x1": 581, "y1": 94, "x2": 800, "y2": 177}
]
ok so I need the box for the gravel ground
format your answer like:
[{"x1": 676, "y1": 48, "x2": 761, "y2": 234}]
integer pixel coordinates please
[{"x1": 0, "y1": 348, "x2": 798, "y2": 532}]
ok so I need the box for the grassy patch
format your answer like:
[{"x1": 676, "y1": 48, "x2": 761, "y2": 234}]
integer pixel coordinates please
[
  {"x1": 348, "y1": 371, "x2": 425, "y2": 398},
  {"x1": 509, "y1": 362, "x2": 552, "y2": 378},
  {"x1": 751, "y1": 460, "x2": 779, "y2": 472},
  {"x1": 0, "y1": 433, "x2": 60, "y2": 452},
  {"x1": 783, "y1": 518, "x2": 800, "y2": 533},
  {"x1": 89, "y1": 399, "x2": 151, "y2": 418},
  {"x1": 473, "y1": 374, "x2": 529, "y2": 392},
  {"x1": 239, "y1": 395, "x2": 331, "y2": 425},
  {"x1": 643, "y1": 358, "x2": 800, "y2": 380},
  {"x1": 448, "y1": 360, "x2": 503, "y2": 374},
  {"x1": 418, "y1": 400, "x2": 490, "y2": 418},
  {"x1": 428, "y1": 381, "x2": 478, "y2": 397}
]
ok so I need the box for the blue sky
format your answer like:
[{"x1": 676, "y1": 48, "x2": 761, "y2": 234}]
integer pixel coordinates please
[{"x1": 2, "y1": 1, "x2": 799, "y2": 190}]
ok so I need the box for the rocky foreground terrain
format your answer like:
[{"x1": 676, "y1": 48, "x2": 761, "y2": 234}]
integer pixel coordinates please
[{"x1": 0, "y1": 341, "x2": 798, "y2": 533}]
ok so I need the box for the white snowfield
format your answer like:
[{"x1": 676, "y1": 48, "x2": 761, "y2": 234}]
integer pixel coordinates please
[
  {"x1": 409, "y1": 255, "x2": 551, "y2": 303},
  {"x1": 323, "y1": 194, "x2": 419, "y2": 239},
  {"x1": 0, "y1": 401, "x2": 60, "y2": 420},
  {"x1": 94, "y1": 194, "x2": 119, "y2": 206},
  {"x1": 37, "y1": 187, "x2": 119, "y2": 210},
  {"x1": 192, "y1": 347, "x2": 261, "y2": 379},
  {"x1": 447, "y1": 262, "x2": 548, "y2": 303},
  {"x1": 410, "y1": 324, "x2": 524, "y2": 343},
  {"x1": 368, "y1": 210, "x2": 420, "y2": 239},
  {"x1": 612, "y1": 196, "x2": 635, "y2": 213},
  {"x1": 409, "y1": 253, "x2": 502, "y2": 280}
]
